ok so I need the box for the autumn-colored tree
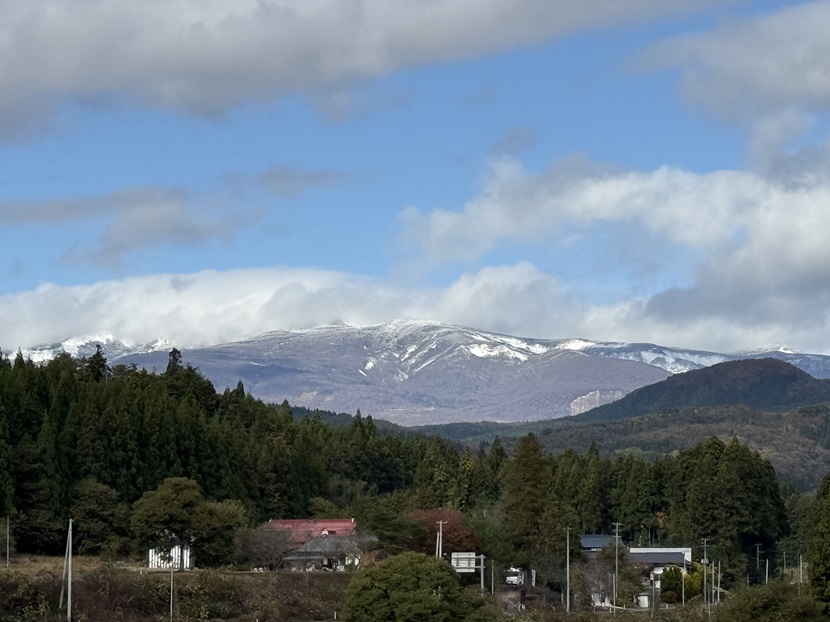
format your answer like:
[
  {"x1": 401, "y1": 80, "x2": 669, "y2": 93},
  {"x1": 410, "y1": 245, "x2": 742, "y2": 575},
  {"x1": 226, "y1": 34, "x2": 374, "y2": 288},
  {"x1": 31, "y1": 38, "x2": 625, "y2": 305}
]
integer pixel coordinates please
[{"x1": 408, "y1": 509, "x2": 478, "y2": 555}]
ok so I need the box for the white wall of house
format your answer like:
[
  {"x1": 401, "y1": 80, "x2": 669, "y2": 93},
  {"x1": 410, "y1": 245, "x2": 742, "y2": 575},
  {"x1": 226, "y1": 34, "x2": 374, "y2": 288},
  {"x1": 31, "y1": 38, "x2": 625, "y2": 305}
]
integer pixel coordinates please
[{"x1": 629, "y1": 547, "x2": 692, "y2": 563}]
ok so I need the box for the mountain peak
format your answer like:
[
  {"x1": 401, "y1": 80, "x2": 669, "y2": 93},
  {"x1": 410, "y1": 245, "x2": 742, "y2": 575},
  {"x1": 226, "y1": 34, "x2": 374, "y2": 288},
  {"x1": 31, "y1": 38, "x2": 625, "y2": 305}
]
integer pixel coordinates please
[{"x1": 741, "y1": 344, "x2": 798, "y2": 356}]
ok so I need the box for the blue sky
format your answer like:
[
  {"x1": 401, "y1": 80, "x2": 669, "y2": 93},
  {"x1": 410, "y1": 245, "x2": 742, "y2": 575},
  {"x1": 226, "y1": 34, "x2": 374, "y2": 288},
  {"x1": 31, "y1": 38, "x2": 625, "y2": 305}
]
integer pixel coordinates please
[{"x1": 3, "y1": 0, "x2": 830, "y2": 354}]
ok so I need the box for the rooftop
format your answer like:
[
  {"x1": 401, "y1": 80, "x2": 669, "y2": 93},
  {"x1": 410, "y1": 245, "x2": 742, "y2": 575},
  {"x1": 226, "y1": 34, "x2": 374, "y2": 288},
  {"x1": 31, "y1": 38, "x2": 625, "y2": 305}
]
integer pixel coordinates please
[{"x1": 269, "y1": 518, "x2": 357, "y2": 547}]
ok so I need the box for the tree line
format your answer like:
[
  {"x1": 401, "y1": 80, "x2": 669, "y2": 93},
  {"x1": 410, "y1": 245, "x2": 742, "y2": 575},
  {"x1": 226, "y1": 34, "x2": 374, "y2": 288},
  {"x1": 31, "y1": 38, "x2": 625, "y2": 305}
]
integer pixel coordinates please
[{"x1": 0, "y1": 346, "x2": 824, "y2": 595}]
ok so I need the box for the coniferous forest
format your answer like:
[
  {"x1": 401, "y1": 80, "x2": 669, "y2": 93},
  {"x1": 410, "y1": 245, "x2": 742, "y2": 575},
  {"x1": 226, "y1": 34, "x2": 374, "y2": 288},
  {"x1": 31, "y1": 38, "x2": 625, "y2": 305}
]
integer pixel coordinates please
[{"x1": 3, "y1": 347, "x2": 830, "y2": 620}]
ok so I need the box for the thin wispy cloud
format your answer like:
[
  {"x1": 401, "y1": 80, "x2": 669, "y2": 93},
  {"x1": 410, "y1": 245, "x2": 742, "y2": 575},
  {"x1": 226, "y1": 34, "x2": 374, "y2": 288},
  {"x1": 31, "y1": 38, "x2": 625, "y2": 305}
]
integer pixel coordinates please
[
  {"x1": 492, "y1": 126, "x2": 537, "y2": 156},
  {"x1": 1, "y1": 187, "x2": 255, "y2": 267},
  {"x1": 0, "y1": 0, "x2": 737, "y2": 136},
  {"x1": 258, "y1": 165, "x2": 349, "y2": 198}
]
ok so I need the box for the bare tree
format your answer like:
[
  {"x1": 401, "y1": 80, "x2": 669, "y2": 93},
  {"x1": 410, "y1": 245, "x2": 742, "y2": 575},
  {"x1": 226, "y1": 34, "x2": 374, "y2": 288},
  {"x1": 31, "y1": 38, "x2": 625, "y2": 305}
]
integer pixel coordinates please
[{"x1": 239, "y1": 524, "x2": 293, "y2": 571}]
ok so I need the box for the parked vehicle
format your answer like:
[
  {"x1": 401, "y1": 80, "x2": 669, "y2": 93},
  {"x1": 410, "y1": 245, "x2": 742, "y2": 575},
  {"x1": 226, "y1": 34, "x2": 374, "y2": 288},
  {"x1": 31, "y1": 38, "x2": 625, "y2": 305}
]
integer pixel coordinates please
[{"x1": 505, "y1": 567, "x2": 524, "y2": 586}]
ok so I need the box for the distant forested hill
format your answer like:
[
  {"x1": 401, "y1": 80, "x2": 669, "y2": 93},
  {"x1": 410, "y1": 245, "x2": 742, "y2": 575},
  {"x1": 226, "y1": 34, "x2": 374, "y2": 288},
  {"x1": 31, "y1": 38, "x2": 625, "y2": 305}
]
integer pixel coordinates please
[
  {"x1": 573, "y1": 358, "x2": 830, "y2": 423},
  {"x1": 412, "y1": 359, "x2": 830, "y2": 490}
]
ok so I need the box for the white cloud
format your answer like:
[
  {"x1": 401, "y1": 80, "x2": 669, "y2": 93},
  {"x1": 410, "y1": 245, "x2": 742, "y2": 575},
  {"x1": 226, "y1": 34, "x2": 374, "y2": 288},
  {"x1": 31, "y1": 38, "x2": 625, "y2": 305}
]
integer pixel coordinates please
[
  {"x1": 5, "y1": 254, "x2": 830, "y2": 358},
  {"x1": 400, "y1": 155, "x2": 766, "y2": 266},
  {"x1": 0, "y1": 264, "x2": 591, "y2": 353},
  {"x1": 639, "y1": 0, "x2": 830, "y2": 182},
  {"x1": 0, "y1": 0, "x2": 736, "y2": 135},
  {"x1": 398, "y1": 153, "x2": 830, "y2": 353},
  {"x1": 643, "y1": 1, "x2": 830, "y2": 119}
]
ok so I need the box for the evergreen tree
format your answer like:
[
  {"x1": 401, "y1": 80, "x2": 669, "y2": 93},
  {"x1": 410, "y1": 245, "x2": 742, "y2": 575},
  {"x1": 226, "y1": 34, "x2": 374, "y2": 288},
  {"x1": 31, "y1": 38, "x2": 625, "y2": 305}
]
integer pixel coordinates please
[
  {"x1": 413, "y1": 437, "x2": 459, "y2": 509},
  {"x1": 500, "y1": 433, "x2": 552, "y2": 566},
  {"x1": 0, "y1": 408, "x2": 14, "y2": 516},
  {"x1": 576, "y1": 443, "x2": 606, "y2": 533},
  {"x1": 809, "y1": 471, "x2": 830, "y2": 610},
  {"x1": 70, "y1": 478, "x2": 129, "y2": 556},
  {"x1": 83, "y1": 345, "x2": 110, "y2": 382}
]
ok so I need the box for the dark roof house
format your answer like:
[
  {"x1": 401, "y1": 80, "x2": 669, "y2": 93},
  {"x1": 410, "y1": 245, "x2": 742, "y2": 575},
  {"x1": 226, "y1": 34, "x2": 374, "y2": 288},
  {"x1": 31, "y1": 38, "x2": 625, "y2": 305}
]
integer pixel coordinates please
[{"x1": 580, "y1": 534, "x2": 616, "y2": 551}]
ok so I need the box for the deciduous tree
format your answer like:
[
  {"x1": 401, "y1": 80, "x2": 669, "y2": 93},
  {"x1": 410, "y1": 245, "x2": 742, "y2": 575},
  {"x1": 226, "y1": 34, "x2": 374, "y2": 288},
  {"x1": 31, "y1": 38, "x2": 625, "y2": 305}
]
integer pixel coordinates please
[
  {"x1": 131, "y1": 477, "x2": 204, "y2": 569},
  {"x1": 342, "y1": 551, "x2": 495, "y2": 622}
]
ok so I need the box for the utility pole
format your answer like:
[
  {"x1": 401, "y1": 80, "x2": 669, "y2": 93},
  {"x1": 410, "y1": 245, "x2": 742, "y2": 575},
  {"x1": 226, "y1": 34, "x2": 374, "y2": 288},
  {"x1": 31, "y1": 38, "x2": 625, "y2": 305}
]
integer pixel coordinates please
[
  {"x1": 170, "y1": 565, "x2": 174, "y2": 622},
  {"x1": 700, "y1": 538, "x2": 708, "y2": 608},
  {"x1": 566, "y1": 527, "x2": 570, "y2": 613},
  {"x1": 755, "y1": 544, "x2": 762, "y2": 574},
  {"x1": 435, "y1": 521, "x2": 445, "y2": 559},
  {"x1": 711, "y1": 561, "x2": 715, "y2": 609},
  {"x1": 67, "y1": 519, "x2": 72, "y2": 622},
  {"x1": 60, "y1": 519, "x2": 73, "y2": 622},
  {"x1": 479, "y1": 555, "x2": 485, "y2": 593},
  {"x1": 613, "y1": 522, "x2": 622, "y2": 616},
  {"x1": 799, "y1": 554, "x2": 803, "y2": 595}
]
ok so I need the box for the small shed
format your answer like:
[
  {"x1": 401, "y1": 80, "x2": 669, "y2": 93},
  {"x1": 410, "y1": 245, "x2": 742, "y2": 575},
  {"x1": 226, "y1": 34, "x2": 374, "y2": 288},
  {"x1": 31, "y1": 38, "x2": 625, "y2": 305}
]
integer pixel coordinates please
[{"x1": 148, "y1": 545, "x2": 193, "y2": 570}]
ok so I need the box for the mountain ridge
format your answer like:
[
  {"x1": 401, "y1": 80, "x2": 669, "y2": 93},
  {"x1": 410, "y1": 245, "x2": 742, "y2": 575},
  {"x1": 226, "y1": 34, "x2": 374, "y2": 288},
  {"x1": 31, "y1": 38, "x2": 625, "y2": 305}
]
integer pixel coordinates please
[{"x1": 13, "y1": 321, "x2": 830, "y2": 426}]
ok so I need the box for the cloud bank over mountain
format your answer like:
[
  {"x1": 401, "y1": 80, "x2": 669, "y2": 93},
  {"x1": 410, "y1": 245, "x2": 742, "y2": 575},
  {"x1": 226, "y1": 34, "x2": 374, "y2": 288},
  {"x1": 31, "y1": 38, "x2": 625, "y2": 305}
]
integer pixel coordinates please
[{"x1": 3, "y1": 1, "x2": 830, "y2": 356}]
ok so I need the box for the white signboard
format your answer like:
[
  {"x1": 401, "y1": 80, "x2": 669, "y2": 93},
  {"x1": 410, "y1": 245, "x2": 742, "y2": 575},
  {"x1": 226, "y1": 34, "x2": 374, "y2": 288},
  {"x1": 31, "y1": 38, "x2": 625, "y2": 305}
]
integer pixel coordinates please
[{"x1": 451, "y1": 552, "x2": 477, "y2": 573}]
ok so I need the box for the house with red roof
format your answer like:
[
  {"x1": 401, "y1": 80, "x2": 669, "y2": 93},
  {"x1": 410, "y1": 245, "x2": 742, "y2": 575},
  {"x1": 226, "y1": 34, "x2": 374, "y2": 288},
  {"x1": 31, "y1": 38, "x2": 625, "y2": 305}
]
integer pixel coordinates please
[{"x1": 268, "y1": 518, "x2": 373, "y2": 571}]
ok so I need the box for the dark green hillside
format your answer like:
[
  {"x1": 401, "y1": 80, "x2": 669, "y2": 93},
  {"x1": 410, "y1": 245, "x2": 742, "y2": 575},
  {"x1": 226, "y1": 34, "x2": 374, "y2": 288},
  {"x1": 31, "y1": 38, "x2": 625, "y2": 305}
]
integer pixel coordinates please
[
  {"x1": 575, "y1": 358, "x2": 830, "y2": 423},
  {"x1": 418, "y1": 404, "x2": 830, "y2": 491},
  {"x1": 522, "y1": 404, "x2": 830, "y2": 491}
]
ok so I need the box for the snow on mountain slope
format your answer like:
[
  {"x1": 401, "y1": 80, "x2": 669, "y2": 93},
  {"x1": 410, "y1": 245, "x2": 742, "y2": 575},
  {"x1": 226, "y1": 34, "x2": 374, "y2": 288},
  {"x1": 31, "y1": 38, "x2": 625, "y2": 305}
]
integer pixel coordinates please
[
  {"x1": 15, "y1": 336, "x2": 172, "y2": 364},
  {"x1": 15, "y1": 321, "x2": 830, "y2": 425},
  {"x1": 113, "y1": 321, "x2": 670, "y2": 424}
]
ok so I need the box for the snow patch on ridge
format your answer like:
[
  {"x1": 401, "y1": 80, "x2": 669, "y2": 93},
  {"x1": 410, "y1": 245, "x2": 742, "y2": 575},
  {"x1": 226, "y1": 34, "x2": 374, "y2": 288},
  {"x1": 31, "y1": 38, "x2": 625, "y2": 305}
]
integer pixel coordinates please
[
  {"x1": 412, "y1": 354, "x2": 442, "y2": 373},
  {"x1": 556, "y1": 339, "x2": 595, "y2": 351},
  {"x1": 16, "y1": 335, "x2": 174, "y2": 364},
  {"x1": 742, "y1": 344, "x2": 798, "y2": 355},
  {"x1": 466, "y1": 344, "x2": 529, "y2": 361}
]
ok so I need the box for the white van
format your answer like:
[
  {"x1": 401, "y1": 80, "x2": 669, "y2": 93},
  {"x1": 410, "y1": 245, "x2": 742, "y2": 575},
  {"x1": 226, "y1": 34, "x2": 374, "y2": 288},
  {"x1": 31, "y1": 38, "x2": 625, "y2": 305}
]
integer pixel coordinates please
[{"x1": 505, "y1": 567, "x2": 524, "y2": 586}]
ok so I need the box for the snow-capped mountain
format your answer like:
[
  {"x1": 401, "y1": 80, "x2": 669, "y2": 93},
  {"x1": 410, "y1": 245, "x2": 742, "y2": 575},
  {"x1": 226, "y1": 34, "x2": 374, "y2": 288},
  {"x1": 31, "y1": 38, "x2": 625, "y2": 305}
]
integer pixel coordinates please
[
  {"x1": 109, "y1": 321, "x2": 669, "y2": 424},
  {"x1": 15, "y1": 335, "x2": 172, "y2": 364},
  {"x1": 17, "y1": 321, "x2": 830, "y2": 425}
]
